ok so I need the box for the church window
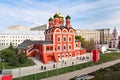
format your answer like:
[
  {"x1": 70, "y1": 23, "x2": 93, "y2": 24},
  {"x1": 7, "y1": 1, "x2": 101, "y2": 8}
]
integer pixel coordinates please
[
  {"x1": 69, "y1": 36, "x2": 72, "y2": 41},
  {"x1": 76, "y1": 44, "x2": 78, "y2": 47},
  {"x1": 58, "y1": 46, "x2": 60, "y2": 50},
  {"x1": 64, "y1": 45, "x2": 66, "y2": 50},
  {"x1": 63, "y1": 36, "x2": 66, "y2": 41},
  {"x1": 69, "y1": 45, "x2": 71, "y2": 49},
  {"x1": 50, "y1": 46, "x2": 53, "y2": 50},
  {"x1": 58, "y1": 36, "x2": 60, "y2": 41},
  {"x1": 46, "y1": 47, "x2": 49, "y2": 50}
]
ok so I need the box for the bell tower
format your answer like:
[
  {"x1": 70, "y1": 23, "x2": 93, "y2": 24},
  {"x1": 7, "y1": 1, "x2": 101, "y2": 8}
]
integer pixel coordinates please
[{"x1": 109, "y1": 27, "x2": 118, "y2": 48}]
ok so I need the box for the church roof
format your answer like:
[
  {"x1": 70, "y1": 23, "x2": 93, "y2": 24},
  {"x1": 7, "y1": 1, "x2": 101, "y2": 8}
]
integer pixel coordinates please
[
  {"x1": 54, "y1": 13, "x2": 64, "y2": 18},
  {"x1": 54, "y1": 13, "x2": 59, "y2": 18},
  {"x1": 66, "y1": 15, "x2": 71, "y2": 19},
  {"x1": 57, "y1": 13, "x2": 64, "y2": 18},
  {"x1": 49, "y1": 17, "x2": 53, "y2": 21},
  {"x1": 18, "y1": 40, "x2": 53, "y2": 49}
]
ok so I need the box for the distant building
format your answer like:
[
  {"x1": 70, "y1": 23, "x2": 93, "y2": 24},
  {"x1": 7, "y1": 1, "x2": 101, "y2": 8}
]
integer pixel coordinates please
[
  {"x1": 97, "y1": 28, "x2": 110, "y2": 44},
  {"x1": 76, "y1": 30, "x2": 100, "y2": 44},
  {"x1": 109, "y1": 27, "x2": 119, "y2": 48},
  {"x1": 0, "y1": 29, "x2": 44, "y2": 49},
  {"x1": 18, "y1": 13, "x2": 86, "y2": 64},
  {"x1": 76, "y1": 28, "x2": 110, "y2": 45},
  {"x1": 30, "y1": 24, "x2": 48, "y2": 31},
  {"x1": 8, "y1": 25, "x2": 30, "y2": 30}
]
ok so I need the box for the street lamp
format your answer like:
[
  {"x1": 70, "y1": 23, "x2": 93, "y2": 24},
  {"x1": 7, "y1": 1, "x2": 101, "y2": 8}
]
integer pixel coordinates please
[
  {"x1": 44, "y1": 66, "x2": 48, "y2": 80},
  {"x1": 76, "y1": 57, "x2": 77, "y2": 65},
  {"x1": 2, "y1": 59, "x2": 5, "y2": 70},
  {"x1": 56, "y1": 62, "x2": 58, "y2": 75},
  {"x1": 65, "y1": 62, "x2": 67, "y2": 73},
  {"x1": 72, "y1": 61, "x2": 75, "y2": 71},
  {"x1": 19, "y1": 68, "x2": 21, "y2": 79}
]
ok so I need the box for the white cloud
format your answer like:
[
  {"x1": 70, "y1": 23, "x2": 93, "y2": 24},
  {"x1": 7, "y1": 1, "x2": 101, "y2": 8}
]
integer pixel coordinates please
[{"x1": 0, "y1": 0, "x2": 120, "y2": 33}]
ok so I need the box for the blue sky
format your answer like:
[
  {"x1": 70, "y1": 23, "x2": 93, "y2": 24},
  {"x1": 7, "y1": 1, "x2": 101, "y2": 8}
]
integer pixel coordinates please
[{"x1": 0, "y1": 0, "x2": 120, "y2": 33}]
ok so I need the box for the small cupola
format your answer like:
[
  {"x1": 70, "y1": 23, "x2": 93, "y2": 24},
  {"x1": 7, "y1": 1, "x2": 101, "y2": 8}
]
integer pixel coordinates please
[
  {"x1": 48, "y1": 17, "x2": 53, "y2": 28},
  {"x1": 66, "y1": 15, "x2": 71, "y2": 27},
  {"x1": 66, "y1": 15, "x2": 71, "y2": 19},
  {"x1": 54, "y1": 13, "x2": 59, "y2": 18},
  {"x1": 54, "y1": 13, "x2": 59, "y2": 25},
  {"x1": 49, "y1": 17, "x2": 53, "y2": 21}
]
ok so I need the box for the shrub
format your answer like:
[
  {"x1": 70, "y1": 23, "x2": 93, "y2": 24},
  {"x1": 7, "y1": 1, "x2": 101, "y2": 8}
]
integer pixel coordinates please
[{"x1": 8, "y1": 56, "x2": 18, "y2": 66}]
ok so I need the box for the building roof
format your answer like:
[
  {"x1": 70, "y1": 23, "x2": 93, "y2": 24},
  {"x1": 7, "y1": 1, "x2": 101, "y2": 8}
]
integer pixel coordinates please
[
  {"x1": 0, "y1": 29, "x2": 44, "y2": 36},
  {"x1": 66, "y1": 15, "x2": 71, "y2": 19},
  {"x1": 30, "y1": 24, "x2": 48, "y2": 31},
  {"x1": 57, "y1": 13, "x2": 64, "y2": 18},
  {"x1": 49, "y1": 17, "x2": 53, "y2": 21},
  {"x1": 8, "y1": 25, "x2": 30, "y2": 30},
  {"x1": 18, "y1": 40, "x2": 53, "y2": 49},
  {"x1": 45, "y1": 26, "x2": 75, "y2": 32}
]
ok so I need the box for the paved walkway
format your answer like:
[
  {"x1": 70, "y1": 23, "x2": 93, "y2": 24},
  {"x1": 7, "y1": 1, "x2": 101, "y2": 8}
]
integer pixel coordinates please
[
  {"x1": 42, "y1": 59, "x2": 120, "y2": 80},
  {"x1": 12, "y1": 53, "x2": 92, "y2": 78}
]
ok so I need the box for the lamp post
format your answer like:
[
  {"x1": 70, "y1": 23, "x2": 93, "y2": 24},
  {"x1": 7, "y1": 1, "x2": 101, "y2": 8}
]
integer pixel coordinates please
[
  {"x1": 76, "y1": 57, "x2": 77, "y2": 65},
  {"x1": 2, "y1": 59, "x2": 5, "y2": 70},
  {"x1": 19, "y1": 68, "x2": 21, "y2": 79},
  {"x1": 65, "y1": 62, "x2": 67, "y2": 73},
  {"x1": 56, "y1": 62, "x2": 58, "y2": 75},
  {"x1": 44, "y1": 66, "x2": 48, "y2": 80},
  {"x1": 72, "y1": 61, "x2": 74, "y2": 71}
]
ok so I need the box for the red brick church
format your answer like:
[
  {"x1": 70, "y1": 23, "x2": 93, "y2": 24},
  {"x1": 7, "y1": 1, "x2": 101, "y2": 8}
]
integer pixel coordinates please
[{"x1": 18, "y1": 13, "x2": 86, "y2": 64}]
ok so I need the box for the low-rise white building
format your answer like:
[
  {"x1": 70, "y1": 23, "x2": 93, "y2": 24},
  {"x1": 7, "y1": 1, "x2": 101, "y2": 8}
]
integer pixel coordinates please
[{"x1": 0, "y1": 29, "x2": 45, "y2": 49}]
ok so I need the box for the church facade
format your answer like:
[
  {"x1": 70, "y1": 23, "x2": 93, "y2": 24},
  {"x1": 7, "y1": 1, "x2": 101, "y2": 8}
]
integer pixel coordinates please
[
  {"x1": 109, "y1": 27, "x2": 120, "y2": 48},
  {"x1": 18, "y1": 13, "x2": 86, "y2": 64}
]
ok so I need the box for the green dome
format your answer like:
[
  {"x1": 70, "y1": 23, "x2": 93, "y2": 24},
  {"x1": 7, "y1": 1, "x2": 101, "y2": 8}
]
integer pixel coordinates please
[
  {"x1": 66, "y1": 15, "x2": 71, "y2": 19},
  {"x1": 49, "y1": 17, "x2": 53, "y2": 21},
  {"x1": 54, "y1": 13, "x2": 59, "y2": 18}
]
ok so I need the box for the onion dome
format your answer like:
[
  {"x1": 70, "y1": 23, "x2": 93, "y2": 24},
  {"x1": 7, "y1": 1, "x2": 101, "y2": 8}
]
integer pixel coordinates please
[
  {"x1": 49, "y1": 17, "x2": 53, "y2": 21},
  {"x1": 66, "y1": 15, "x2": 71, "y2": 19},
  {"x1": 54, "y1": 13, "x2": 59, "y2": 18},
  {"x1": 57, "y1": 13, "x2": 64, "y2": 18}
]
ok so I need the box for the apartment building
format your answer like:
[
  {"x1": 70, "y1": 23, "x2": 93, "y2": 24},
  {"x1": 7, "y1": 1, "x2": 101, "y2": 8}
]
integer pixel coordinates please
[{"x1": 76, "y1": 30, "x2": 100, "y2": 44}]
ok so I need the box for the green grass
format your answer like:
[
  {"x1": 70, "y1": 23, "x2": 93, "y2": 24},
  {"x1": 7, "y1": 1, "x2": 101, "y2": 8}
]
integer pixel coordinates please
[
  {"x1": 0, "y1": 59, "x2": 34, "y2": 69},
  {"x1": 14, "y1": 53, "x2": 120, "y2": 80},
  {"x1": 89, "y1": 62, "x2": 120, "y2": 80}
]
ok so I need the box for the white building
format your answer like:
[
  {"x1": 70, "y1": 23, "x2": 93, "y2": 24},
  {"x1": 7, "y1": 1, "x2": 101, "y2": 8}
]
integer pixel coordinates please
[
  {"x1": 76, "y1": 29, "x2": 100, "y2": 44},
  {"x1": 0, "y1": 29, "x2": 45, "y2": 49}
]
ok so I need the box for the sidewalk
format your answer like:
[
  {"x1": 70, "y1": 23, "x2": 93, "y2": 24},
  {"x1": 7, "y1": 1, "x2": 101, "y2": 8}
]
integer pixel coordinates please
[
  {"x1": 42, "y1": 59, "x2": 120, "y2": 80},
  {"x1": 12, "y1": 53, "x2": 92, "y2": 78}
]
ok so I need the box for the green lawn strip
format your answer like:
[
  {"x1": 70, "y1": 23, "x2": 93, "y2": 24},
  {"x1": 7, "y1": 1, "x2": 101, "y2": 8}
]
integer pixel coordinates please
[
  {"x1": 14, "y1": 53, "x2": 120, "y2": 80},
  {"x1": 0, "y1": 59, "x2": 34, "y2": 69},
  {"x1": 90, "y1": 63, "x2": 120, "y2": 80}
]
